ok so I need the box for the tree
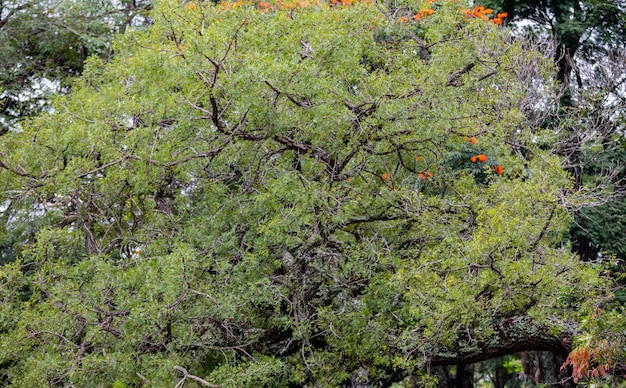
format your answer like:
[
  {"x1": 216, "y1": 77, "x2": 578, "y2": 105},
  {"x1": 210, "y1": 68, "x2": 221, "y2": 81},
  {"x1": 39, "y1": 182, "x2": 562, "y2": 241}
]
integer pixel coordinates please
[
  {"x1": 0, "y1": 0, "x2": 611, "y2": 386},
  {"x1": 479, "y1": 0, "x2": 626, "y2": 86},
  {"x1": 465, "y1": 0, "x2": 626, "y2": 384},
  {"x1": 477, "y1": 0, "x2": 626, "y2": 258},
  {"x1": 0, "y1": 0, "x2": 153, "y2": 134},
  {"x1": 0, "y1": 0, "x2": 153, "y2": 265}
]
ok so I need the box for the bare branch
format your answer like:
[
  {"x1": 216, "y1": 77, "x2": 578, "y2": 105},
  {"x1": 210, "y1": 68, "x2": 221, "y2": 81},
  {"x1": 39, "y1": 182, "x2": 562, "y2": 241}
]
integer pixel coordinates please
[{"x1": 174, "y1": 365, "x2": 221, "y2": 388}]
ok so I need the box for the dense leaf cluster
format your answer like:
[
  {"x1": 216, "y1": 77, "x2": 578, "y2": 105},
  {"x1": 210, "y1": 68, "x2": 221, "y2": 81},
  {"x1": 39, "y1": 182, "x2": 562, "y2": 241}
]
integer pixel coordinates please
[
  {"x1": 0, "y1": 0, "x2": 613, "y2": 386},
  {"x1": 0, "y1": 0, "x2": 152, "y2": 133}
]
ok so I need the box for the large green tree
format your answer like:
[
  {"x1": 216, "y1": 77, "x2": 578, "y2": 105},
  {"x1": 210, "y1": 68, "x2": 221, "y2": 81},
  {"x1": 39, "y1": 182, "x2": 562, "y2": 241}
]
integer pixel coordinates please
[
  {"x1": 479, "y1": 1, "x2": 626, "y2": 384},
  {"x1": 0, "y1": 0, "x2": 612, "y2": 386},
  {"x1": 478, "y1": 0, "x2": 626, "y2": 259}
]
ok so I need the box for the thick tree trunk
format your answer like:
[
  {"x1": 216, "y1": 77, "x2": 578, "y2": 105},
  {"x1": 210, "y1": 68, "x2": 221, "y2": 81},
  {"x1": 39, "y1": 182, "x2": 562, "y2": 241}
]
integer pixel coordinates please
[
  {"x1": 493, "y1": 361, "x2": 513, "y2": 388},
  {"x1": 537, "y1": 351, "x2": 576, "y2": 387},
  {"x1": 521, "y1": 351, "x2": 576, "y2": 387},
  {"x1": 455, "y1": 364, "x2": 474, "y2": 388}
]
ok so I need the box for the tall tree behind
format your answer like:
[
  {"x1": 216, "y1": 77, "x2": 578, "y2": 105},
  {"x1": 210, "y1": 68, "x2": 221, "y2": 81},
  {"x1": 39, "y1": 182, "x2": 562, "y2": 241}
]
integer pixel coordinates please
[
  {"x1": 480, "y1": 0, "x2": 625, "y2": 86},
  {"x1": 0, "y1": 0, "x2": 153, "y2": 134},
  {"x1": 481, "y1": 0, "x2": 626, "y2": 261}
]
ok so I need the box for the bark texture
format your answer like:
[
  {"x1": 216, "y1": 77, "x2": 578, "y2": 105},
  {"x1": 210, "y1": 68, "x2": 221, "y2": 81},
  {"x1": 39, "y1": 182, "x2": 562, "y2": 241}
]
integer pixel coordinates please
[{"x1": 429, "y1": 316, "x2": 576, "y2": 367}]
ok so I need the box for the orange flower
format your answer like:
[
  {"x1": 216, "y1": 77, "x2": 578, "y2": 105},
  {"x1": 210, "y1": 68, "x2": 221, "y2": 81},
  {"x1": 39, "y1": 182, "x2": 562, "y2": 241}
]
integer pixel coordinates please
[
  {"x1": 415, "y1": 156, "x2": 424, "y2": 161},
  {"x1": 464, "y1": 136, "x2": 477, "y2": 144},
  {"x1": 399, "y1": 16, "x2": 409, "y2": 23},
  {"x1": 258, "y1": 1, "x2": 271, "y2": 9},
  {"x1": 419, "y1": 170, "x2": 434, "y2": 180},
  {"x1": 497, "y1": 12, "x2": 508, "y2": 18},
  {"x1": 484, "y1": 8, "x2": 493, "y2": 14},
  {"x1": 492, "y1": 165, "x2": 503, "y2": 175},
  {"x1": 477, "y1": 154, "x2": 487, "y2": 163},
  {"x1": 382, "y1": 172, "x2": 391, "y2": 182},
  {"x1": 470, "y1": 155, "x2": 477, "y2": 163},
  {"x1": 419, "y1": 8, "x2": 434, "y2": 16},
  {"x1": 491, "y1": 17, "x2": 502, "y2": 25},
  {"x1": 187, "y1": 2, "x2": 197, "y2": 10},
  {"x1": 413, "y1": 13, "x2": 422, "y2": 20}
]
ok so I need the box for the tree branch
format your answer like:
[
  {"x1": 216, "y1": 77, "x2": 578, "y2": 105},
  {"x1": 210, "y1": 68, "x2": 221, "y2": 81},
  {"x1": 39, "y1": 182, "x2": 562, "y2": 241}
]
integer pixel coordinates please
[
  {"x1": 174, "y1": 365, "x2": 220, "y2": 388},
  {"x1": 427, "y1": 316, "x2": 576, "y2": 366}
]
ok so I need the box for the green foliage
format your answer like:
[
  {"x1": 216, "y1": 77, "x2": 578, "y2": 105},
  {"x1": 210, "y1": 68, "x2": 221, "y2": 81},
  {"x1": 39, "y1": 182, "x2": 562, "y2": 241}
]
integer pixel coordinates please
[
  {"x1": 0, "y1": 0, "x2": 152, "y2": 132},
  {"x1": 0, "y1": 0, "x2": 610, "y2": 385},
  {"x1": 478, "y1": 0, "x2": 626, "y2": 381}
]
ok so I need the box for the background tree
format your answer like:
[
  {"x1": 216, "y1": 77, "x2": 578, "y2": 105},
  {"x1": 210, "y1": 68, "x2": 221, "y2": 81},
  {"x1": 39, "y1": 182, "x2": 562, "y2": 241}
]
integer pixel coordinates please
[
  {"x1": 0, "y1": 0, "x2": 153, "y2": 134},
  {"x1": 479, "y1": 0, "x2": 626, "y2": 86},
  {"x1": 479, "y1": 0, "x2": 626, "y2": 260},
  {"x1": 0, "y1": 0, "x2": 614, "y2": 386},
  {"x1": 477, "y1": 0, "x2": 626, "y2": 383}
]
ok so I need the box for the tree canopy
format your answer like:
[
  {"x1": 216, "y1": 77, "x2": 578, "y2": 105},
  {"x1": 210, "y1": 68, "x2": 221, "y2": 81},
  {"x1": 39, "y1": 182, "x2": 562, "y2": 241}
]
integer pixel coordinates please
[
  {"x1": 0, "y1": 0, "x2": 617, "y2": 386},
  {"x1": 0, "y1": 0, "x2": 152, "y2": 133}
]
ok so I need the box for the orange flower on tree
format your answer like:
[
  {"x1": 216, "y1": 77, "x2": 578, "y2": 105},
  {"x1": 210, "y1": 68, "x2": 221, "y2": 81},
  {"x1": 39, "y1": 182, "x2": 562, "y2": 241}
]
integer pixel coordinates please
[
  {"x1": 418, "y1": 170, "x2": 433, "y2": 180},
  {"x1": 414, "y1": 8, "x2": 434, "y2": 20},
  {"x1": 470, "y1": 154, "x2": 487, "y2": 163},
  {"x1": 464, "y1": 136, "x2": 477, "y2": 144},
  {"x1": 399, "y1": 16, "x2": 409, "y2": 23},
  {"x1": 415, "y1": 156, "x2": 424, "y2": 162},
  {"x1": 461, "y1": 5, "x2": 504, "y2": 24},
  {"x1": 491, "y1": 12, "x2": 508, "y2": 25},
  {"x1": 473, "y1": 5, "x2": 485, "y2": 17},
  {"x1": 382, "y1": 172, "x2": 391, "y2": 182},
  {"x1": 492, "y1": 165, "x2": 503, "y2": 175}
]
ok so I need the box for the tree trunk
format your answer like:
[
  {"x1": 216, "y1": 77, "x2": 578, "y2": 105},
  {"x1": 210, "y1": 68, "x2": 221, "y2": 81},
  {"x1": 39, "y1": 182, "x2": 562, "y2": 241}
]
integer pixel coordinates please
[
  {"x1": 455, "y1": 364, "x2": 474, "y2": 388},
  {"x1": 493, "y1": 360, "x2": 514, "y2": 388},
  {"x1": 537, "y1": 351, "x2": 576, "y2": 388}
]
